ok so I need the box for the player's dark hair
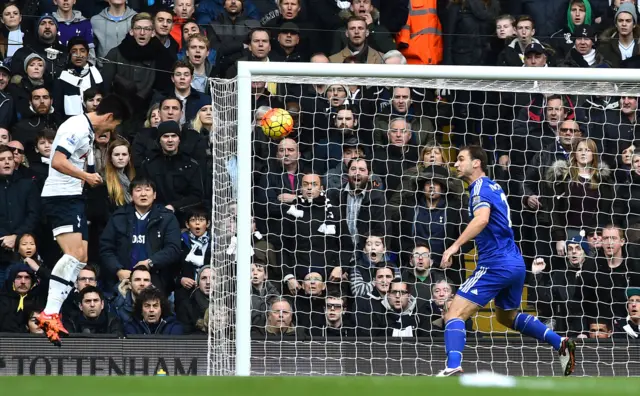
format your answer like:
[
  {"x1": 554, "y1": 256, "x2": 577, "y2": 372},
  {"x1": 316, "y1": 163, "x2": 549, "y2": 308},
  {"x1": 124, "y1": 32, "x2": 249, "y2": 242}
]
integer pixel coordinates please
[
  {"x1": 95, "y1": 94, "x2": 132, "y2": 123},
  {"x1": 79, "y1": 285, "x2": 104, "y2": 302},
  {"x1": 130, "y1": 177, "x2": 157, "y2": 194},
  {"x1": 36, "y1": 128, "x2": 56, "y2": 143},
  {"x1": 133, "y1": 286, "x2": 172, "y2": 320},
  {"x1": 160, "y1": 96, "x2": 184, "y2": 111},
  {"x1": 461, "y1": 145, "x2": 488, "y2": 174},
  {"x1": 83, "y1": 86, "x2": 103, "y2": 102}
]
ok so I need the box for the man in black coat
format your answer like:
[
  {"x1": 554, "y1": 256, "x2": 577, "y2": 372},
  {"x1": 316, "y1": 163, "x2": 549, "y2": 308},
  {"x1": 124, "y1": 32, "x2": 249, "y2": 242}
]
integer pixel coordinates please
[
  {"x1": 62, "y1": 286, "x2": 124, "y2": 336},
  {"x1": 11, "y1": 86, "x2": 60, "y2": 163},
  {"x1": 11, "y1": 15, "x2": 67, "y2": 79},
  {"x1": 206, "y1": 0, "x2": 260, "y2": 61},
  {"x1": 0, "y1": 264, "x2": 45, "y2": 333},
  {"x1": 99, "y1": 177, "x2": 182, "y2": 295},
  {"x1": 139, "y1": 121, "x2": 206, "y2": 221},
  {"x1": 0, "y1": 145, "x2": 40, "y2": 282},
  {"x1": 176, "y1": 265, "x2": 212, "y2": 334},
  {"x1": 329, "y1": 157, "x2": 386, "y2": 251},
  {"x1": 602, "y1": 96, "x2": 640, "y2": 168}
]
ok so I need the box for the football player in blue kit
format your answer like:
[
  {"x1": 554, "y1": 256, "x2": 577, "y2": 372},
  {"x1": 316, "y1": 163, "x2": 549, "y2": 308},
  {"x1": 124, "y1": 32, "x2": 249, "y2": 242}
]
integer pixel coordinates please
[{"x1": 437, "y1": 145, "x2": 576, "y2": 377}]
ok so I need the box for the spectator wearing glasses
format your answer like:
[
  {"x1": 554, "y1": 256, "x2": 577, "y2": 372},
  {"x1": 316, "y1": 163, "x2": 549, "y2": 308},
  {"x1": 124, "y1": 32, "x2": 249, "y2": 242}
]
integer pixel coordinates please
[
  {"x1": 371, "y1": 279, "x2": 427, "y2": 337},
  {"x1": 102, "y1": 13, "x2": 174, "y2": 116},
  {"x1": 252, "y1": 296, "x2": 304, "y2": 338},
  {"x1": 60, "y1": 264, "x2": 99, "y2": 318},
  {"x1": 309, "y1": 294, "x2": 356, "y2": 337},
  {"x1": 401, "y1": 244, "x2": 445, "y2": 312}
]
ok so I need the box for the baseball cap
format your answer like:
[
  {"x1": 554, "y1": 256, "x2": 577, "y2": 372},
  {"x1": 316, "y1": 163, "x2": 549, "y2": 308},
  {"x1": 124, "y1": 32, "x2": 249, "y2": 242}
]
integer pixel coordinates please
[
  {"x1": 566, "y1": 235, "x2": 590, "y2": 255},
  {"x1": 279, "y1": 22, "x2": 300, "y2": 35},
  {"x1": 627, "y1": 287, "x2": 640, "y2": 299},
  {"x1": 524, "y1": 42, "x2": 546, "y2": 56},
  {"x1": 0, "y1": 61, "x2": 11, "y2": 75},
  {"x1": 573, "y1": 24, "x2": 596, "y2": 41}
]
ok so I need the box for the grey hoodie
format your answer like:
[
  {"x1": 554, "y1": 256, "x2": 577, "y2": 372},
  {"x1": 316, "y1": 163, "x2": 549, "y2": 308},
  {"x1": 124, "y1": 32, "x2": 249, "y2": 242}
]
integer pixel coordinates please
[{"x1": 91, "y1": 7, "x2": 138, "y2": 59}]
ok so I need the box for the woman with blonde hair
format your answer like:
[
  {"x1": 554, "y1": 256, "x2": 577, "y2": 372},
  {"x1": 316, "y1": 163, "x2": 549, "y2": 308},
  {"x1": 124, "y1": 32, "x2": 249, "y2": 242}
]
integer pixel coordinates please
[
  {"x1": 144, "y1": 103, "x2": 161, "y2": 128},
  {"x1": 104, "y1": 138, "x2": 136, "y2": 207},
  {"x1": 545, "y1": 138, "x2": 615, "y2": 255}
]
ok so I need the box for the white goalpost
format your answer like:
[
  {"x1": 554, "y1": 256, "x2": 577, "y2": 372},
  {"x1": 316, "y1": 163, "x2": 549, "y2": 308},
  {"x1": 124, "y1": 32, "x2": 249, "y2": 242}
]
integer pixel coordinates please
[{"x1": 207, "y1": 62, "x2": 640, "y2": 377}]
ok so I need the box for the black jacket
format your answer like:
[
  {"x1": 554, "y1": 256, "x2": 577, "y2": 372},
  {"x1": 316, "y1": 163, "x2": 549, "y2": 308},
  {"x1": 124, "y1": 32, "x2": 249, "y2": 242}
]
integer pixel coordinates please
[
  {"x1": 0, "y1": 265, "x2": 44, "y2": 333},
  {"x1": 206, "y1": 11, "x2": 260, "y2": 58},
  {"x1": 132, "y1": 127, "x2": 207, "y2": 174},
  {"x1": 507, "y1": 0, "x2": 569, "y2": 40},
  {"x1": 582, "y1": 255, "x2": 640, "y2": 320},
  {"x1": 11, "y1": 110, "x2": 61, "y2": 163},
  {"x1": 0, "y1": 173, "x2": 40, "y2": 239},
  {"x1": 62, "y1": 309, "x2": 124, "y2": 336},
  {"x1": 124, "y1": 315, "x2": 184, "y2": 335},
  {"x1": 176, "y1": 288, "x2": 210, "y2": 334},
  {"x1": 442, "y1": 0, "x2": 500, "y2": 66},
  {"x1": 328, "y1": 185, "x2": 387, "y2": 251},
  {"x1": 614, "y1": 170, "x2": 640, "y2": 228},
  {"x1": 280, "y1": 194, "x2": 352, "y2": 280},
  {"x1": 6, "y1": 76, "x2": 53, "y2": 121},
  {"x1": 602, "y1": 111, "x2": 640, "y2": 168},
  {"x1": 139, "y1": 151, "x2": 206, "y2": 214},
  {"x1": 99, "y1": 204, "x2": 182, "y2": 291},
  {"x1": 150, "y1": 90, "x2": 212, "y2": 127},
  {"x1": 0, "y1": 90, "x2": 15, "y2": 128},
  {"x1": 10, "y1": 35, "x2": 67, "y2": 79}
]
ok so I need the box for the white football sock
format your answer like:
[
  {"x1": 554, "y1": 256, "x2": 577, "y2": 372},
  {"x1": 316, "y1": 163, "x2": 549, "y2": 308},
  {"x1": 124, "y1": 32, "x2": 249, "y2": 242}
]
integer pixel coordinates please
[{"x1": 43, "y1": 254, "x2": 86, "y2": 315}]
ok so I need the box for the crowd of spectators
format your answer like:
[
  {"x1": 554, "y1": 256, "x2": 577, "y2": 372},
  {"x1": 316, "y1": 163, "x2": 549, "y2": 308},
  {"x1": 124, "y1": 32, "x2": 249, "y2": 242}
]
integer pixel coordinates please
[{"x1": 1, "y1": 0, "x2": 640, "y2": 342}]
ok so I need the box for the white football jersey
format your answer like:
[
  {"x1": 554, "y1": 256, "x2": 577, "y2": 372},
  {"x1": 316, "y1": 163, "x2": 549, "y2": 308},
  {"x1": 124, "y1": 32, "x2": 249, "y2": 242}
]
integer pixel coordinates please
[{"x1": 41, "y1": 114, "x2": 94, "y2": 197}]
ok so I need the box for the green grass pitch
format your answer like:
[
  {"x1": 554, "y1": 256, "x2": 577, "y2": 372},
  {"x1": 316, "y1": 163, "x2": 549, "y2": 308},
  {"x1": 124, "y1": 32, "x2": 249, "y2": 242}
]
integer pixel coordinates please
[{"x1": 3, "y1": 376, "x2": 638, "y2": 396}]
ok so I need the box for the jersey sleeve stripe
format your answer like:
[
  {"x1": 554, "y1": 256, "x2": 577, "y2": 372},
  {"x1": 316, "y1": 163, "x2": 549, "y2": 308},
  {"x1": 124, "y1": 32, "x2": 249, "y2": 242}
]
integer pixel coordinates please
[
  {"x1": 55, "y1": 146, "x2": 72, "y2": 159},
  {"x1": 472, "y1": 178, "x2": 483, "y2": 197},
  {"x1": 472, "y1": 202, "x2": 490, "y2": 212}
]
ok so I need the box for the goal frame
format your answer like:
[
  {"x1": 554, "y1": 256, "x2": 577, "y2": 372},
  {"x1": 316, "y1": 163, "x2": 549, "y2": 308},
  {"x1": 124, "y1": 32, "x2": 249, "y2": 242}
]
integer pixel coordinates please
[{"x1": 234, "y1": 62, "x2": 637, "y2": 376}]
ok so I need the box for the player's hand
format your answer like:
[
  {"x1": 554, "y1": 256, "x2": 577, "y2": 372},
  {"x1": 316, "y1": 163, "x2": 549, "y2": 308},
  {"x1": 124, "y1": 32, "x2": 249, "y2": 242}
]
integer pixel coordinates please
[
  {"x1": 117, "y1": 269, "x2": 131, "y2": 282},
  {"x1": 181, "y1": 277, "x2": 196, "y2": 289},
  {"x1": 329, "y1": 266, "x2": 342, "y2": 281},
  {"x1": 556, "y1": 240, "x2": 566, "y2": 256},
  {"x1": 287, "y1": 278, "x2": 301, "y2": 294},
  {"x1": 441, "y1": 245, "x2": 458, "y2": 268},
  {"x1": 0, "y1": 234, "x2": 16, "y2": 249},
  {"x1": 83, "y1": 172, "x2": 103, "y2": 187},
  {"x1": 527, "y1": 195, "x2": 542, "y2": 210},
  {"x1": 531, "y1": 258, "x2": 546, "y2": 274},
  {"x1": 278, "y1": 193, "x2": 297, "y2": 203}
]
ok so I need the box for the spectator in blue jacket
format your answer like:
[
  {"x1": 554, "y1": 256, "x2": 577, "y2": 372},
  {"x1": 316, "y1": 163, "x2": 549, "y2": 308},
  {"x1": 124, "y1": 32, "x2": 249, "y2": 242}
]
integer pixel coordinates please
[
  {"x1": 196, "y1": 0, "x2": 260, "y2": 26},
  {"x1": 124, "y1": 286, "x2": 184, "y2": 335},
  {"x1": 508, "y1": 0, "x2": 570, "y2": 40},
  {"x1": 99, "y1": 177, "x2": 182, "y2": 295}
]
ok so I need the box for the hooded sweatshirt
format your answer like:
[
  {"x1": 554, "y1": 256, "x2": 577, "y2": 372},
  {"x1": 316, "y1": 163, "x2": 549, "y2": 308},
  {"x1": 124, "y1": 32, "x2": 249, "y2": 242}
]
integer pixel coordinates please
[
  {"x1": 52, "y1": 11, "x2": 94, "y2": 51},
  {"x1": 91, "y1": 7, "x2": 138, "y2": 59},
  {"x1": 567, "y1": 0, "x2": 593, "y2": 33}
]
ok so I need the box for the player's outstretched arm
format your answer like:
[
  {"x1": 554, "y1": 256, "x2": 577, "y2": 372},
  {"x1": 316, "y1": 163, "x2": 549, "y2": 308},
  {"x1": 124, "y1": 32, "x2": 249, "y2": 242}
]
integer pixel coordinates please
[
  {"x1": 51, "y1": 150, "x2": 102, "y2": 186},
  {"x1": 442, "y1": 206, "x2": 490, "y2": 265}
]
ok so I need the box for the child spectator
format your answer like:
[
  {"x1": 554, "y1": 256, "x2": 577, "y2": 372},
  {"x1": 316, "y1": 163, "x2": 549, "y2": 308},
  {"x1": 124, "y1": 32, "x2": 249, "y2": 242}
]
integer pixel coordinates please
[
  {"x1": 29, "y1": 128, "x2": 54, "y2": 191},
  {"x1": 250, "y1": 259, "x2": 279, "y2": 329},
  {"x1": 82, "y1": 86, "x2": 103, "y2": 112},
  {"x1": 52, "y1": 0, "x2": 96, "y2": 60},
  {"x1": 177, "y1": 207, "x2": 211, "y2": 303}
]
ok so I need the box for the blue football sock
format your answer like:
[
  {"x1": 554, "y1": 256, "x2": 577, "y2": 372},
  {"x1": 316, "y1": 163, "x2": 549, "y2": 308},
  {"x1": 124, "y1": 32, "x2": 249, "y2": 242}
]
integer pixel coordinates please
[
  {"x1": 512, "y1": 313, "x2": 563, "y2": 350},
  {"x1": 444, "y1": 318, "x2": 466, "y2": 369}
]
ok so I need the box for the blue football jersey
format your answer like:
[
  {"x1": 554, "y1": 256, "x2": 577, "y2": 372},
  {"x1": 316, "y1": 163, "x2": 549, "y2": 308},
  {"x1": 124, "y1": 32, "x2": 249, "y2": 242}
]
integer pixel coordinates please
[{"x1": 468, "y1": 176, "x2": 522, "y2": 265}]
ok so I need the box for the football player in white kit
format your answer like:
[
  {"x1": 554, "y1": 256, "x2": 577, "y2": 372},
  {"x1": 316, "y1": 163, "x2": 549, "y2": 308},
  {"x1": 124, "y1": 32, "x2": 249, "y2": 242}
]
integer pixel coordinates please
[{"x1": 37, "y1": 95, "x2": 130, "y2": 345}]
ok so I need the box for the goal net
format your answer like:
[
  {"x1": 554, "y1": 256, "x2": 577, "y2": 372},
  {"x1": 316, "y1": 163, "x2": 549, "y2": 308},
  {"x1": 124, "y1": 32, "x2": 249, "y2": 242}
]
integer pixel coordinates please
[{"x1": 208, "y1": 63, "x2": 640, "y2": 377}]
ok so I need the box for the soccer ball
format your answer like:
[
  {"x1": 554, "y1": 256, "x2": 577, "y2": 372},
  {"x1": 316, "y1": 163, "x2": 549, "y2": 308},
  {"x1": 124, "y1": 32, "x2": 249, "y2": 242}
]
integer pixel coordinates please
[{"x1": 261, "y1": 108, "x2": 294, "y2": 139}]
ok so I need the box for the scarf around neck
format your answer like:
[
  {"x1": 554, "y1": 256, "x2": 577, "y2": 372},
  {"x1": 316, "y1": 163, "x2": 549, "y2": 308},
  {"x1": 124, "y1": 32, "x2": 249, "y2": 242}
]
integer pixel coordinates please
[{"x1": 118, "y1": 169, "x2": 132, "y2": 204}]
